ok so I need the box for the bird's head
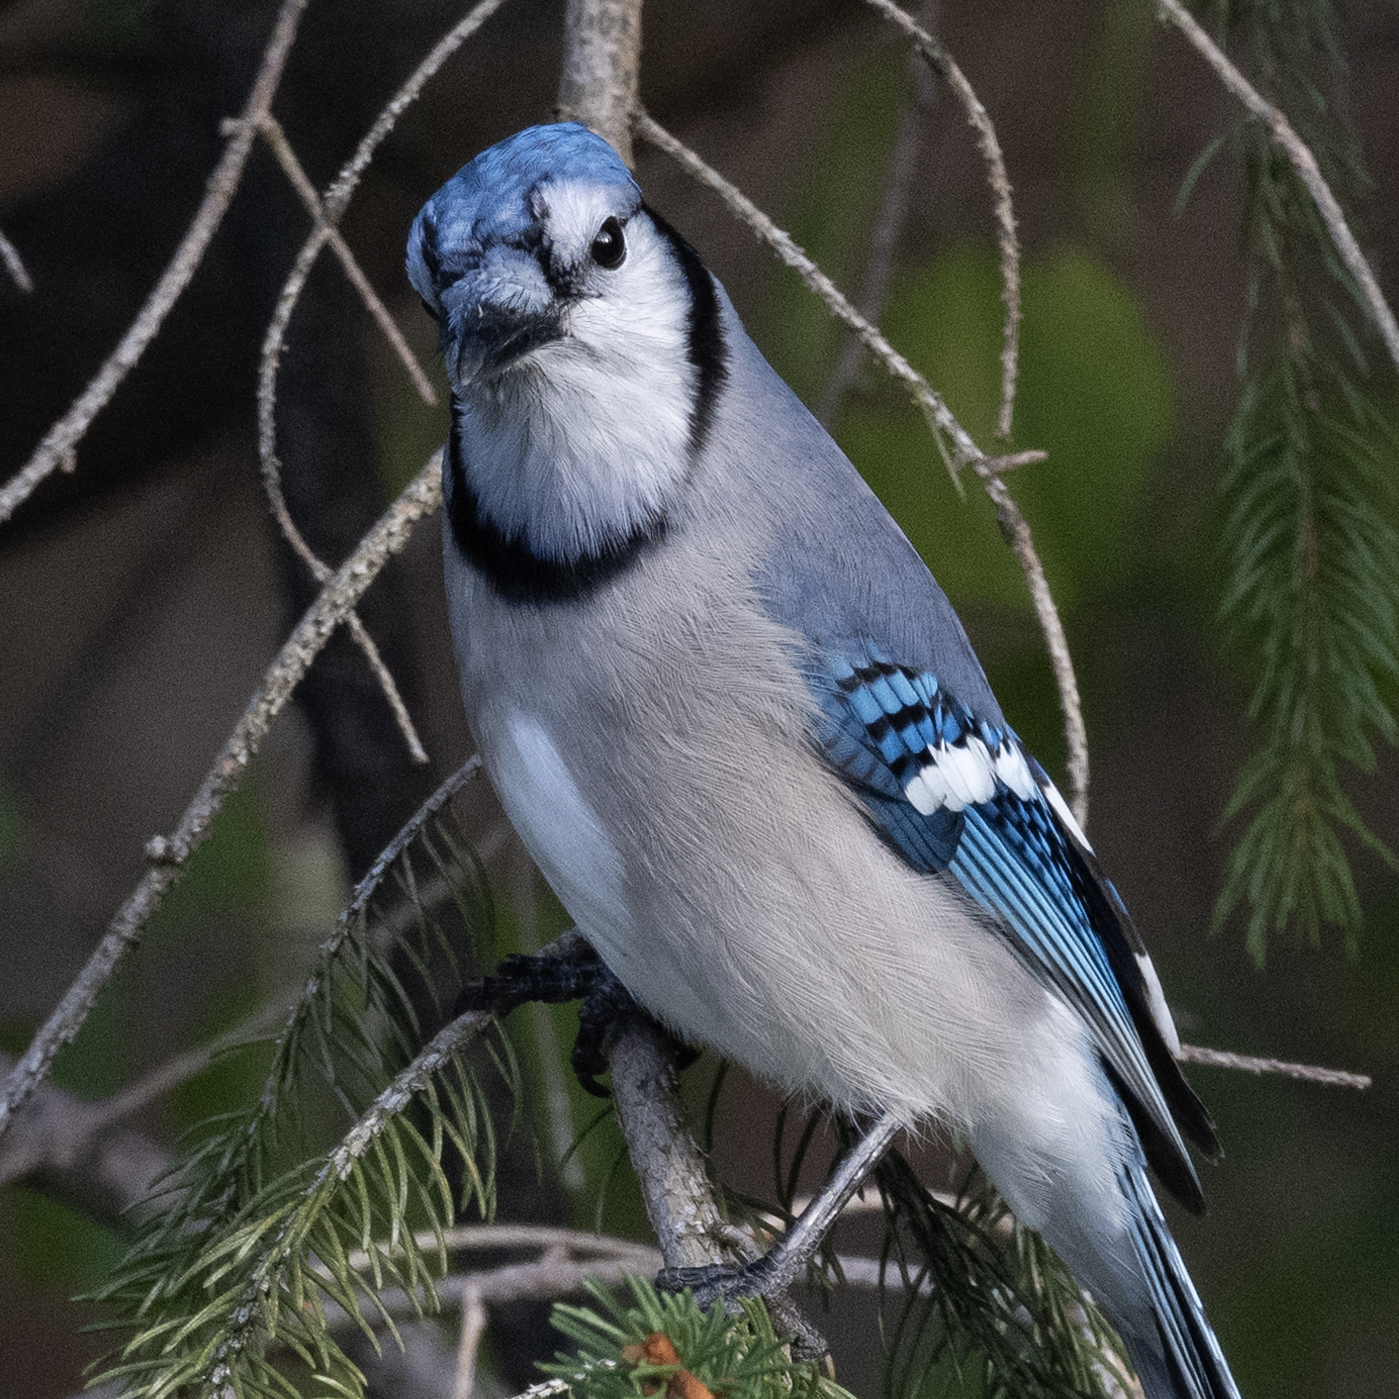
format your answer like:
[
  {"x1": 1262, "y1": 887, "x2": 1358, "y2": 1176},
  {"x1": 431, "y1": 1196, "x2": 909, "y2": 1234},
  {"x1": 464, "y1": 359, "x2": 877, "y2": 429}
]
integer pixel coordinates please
[
  {"x1": 407, "y1": 123, "x2": 727, "y2": 576},
  {"x1": 408, "y1": 123, "x2": 648, "y2": 389}
]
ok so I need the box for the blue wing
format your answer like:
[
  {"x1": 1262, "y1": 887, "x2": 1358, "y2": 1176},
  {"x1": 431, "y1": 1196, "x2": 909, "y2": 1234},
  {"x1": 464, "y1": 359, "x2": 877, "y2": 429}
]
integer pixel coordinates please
[{"x1": 807, "y1": 640, "x2": 1215, "y2": 1210}]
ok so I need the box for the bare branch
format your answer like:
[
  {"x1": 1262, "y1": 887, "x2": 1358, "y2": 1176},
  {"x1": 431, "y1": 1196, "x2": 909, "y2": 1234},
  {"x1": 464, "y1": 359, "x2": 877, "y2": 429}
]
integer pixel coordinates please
[
  {"x1": 244, "y1": 114, "x2": 438, "y2": 406},
  {"x1": 634, "y1": 110, "x2": 1090, "y2": 827},
  {"x1": 323, "y1": 0, "x2": 515, "y2": 226},
  {"x1": 984, "y1": 449, "x2": 1048, "y2": 473},
  {"x1": 0, "y1": 0, "x2": 309, "y2": 528},
  {"x1": 0, "y1": 1051, "x2": 170, "y2": 1220},
  {"x1": 608, "y1": 1017, "x2": 732, "y2": 1272},
  {"x1": 971, "y1": 459, "x2": 1089, "y2": 827},
  {"x1": 1156, "y1": 0, "x2": 1399, "y2": 379},
  {"x1": 634, "y1": 111, "x2": 980, "y2": 462},
  {"x1": 254, "y1": 199, "x2": 429, "y2": 773},
  {"x1": 0, "y1": 1002, "x2": 280, "y2": 1219},
  {"x1": 255, "y1": 115, "x2": 434, "y2": 403},
  {"x1": 453, "y1": 1283, "x2": 487, "y2": 1399},
  {"x1": 866, "y1": 0, "x2": 1023, "y2": 438},
  {"x1": 1178, "y1": 1043, "x2": 1371, "y2": 1090},
  {"x1": 557, "y1": 0, "x2": 644, "y2": 164},
  {"x1": 0, "y1": 458, "x2": 443, "y2": 1144},
  {"x1": 253, "y1": 0, "x2": 515, "y2": 769},
  {"x1": 0, "y1": 226, "x2": 33, "y2": 293},
  {"x1": 358, "y1": 1222, "x2": 663, "y2": 1268}
]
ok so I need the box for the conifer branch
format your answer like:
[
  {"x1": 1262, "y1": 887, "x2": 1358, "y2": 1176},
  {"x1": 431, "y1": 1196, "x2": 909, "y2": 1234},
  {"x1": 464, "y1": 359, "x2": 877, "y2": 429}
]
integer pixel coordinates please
[{"x1": 1156, "y1": 0, "x2": 1399, "y2": 377}]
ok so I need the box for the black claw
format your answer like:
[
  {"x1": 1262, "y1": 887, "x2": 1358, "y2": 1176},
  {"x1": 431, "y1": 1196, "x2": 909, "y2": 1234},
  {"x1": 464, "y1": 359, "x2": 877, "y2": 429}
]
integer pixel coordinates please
[
  {"x1": 455, "y1": 942, "x2": 699, "y2": 1097},
  {"x1": 655, "y1": 1258, "x2": 827, "y2": 1360},
  {"x1": 455, "y1": 944, "x2": 604, "y2": 1016}
]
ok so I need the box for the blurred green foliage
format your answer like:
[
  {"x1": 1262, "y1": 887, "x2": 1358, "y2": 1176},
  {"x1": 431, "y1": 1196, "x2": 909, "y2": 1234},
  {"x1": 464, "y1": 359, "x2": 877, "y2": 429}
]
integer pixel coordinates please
[
  {"x1": 839, "y1": 244, "x2": 1172, "y2": 614},
  {"x1": 144, "y1": 784, "x2": 270, "y2": 949},
  {"x1": 1, "y1": 785, "x2": 274, "y2": 1292}
]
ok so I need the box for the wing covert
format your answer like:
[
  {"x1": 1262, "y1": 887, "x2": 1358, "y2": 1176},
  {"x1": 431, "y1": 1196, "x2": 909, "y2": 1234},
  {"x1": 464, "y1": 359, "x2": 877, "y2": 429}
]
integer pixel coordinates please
[{"x1": 807, "y1": 641, "x2": 1215, "y2": 1209}]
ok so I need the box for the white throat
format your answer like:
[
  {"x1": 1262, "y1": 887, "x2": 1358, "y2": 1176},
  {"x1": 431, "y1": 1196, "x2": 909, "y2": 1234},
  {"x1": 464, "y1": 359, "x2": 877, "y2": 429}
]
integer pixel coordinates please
[{"x1": 456, "y1": 215, "x2": 701, "y2": 562}]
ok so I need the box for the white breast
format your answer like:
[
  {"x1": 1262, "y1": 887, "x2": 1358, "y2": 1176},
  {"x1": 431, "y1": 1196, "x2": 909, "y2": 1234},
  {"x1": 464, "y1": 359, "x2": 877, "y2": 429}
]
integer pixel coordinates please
[{"x1": 483, "y1": 707, "x2": 632, "y2": 950}]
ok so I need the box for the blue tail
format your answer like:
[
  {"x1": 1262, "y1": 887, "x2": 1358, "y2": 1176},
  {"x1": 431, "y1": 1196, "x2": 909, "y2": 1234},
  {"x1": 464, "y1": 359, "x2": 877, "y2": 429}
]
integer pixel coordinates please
[{"x1": 1118, "y1": 1154, "x2": 1241, "y2": 1399}]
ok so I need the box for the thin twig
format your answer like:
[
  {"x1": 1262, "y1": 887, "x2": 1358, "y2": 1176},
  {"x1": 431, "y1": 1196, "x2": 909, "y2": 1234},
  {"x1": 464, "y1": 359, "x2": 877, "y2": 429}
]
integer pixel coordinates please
[
  {"x1": 324, "y1": 0, "x2": 514, "y2": 225},
  {"x1": 972, "y1": 459, "x2": 1089, "y2": 828},
  {"x1": 350, "y1": 1222, "x2": 663, "y2": 1271},
  {"x1": 0, "y1": 0, "x2": 309, "y2": 527},
  {"x1": 1156, "y1": 0, "x2": 1399, "y2": 379},
  {"x1": 245, "y1": 114, "x2": 437, "y2": 406},
  {"x1": 453, "y1": 1283, "x2": 487, "y2": 1399},
  {"x1": 1178, "y1": 1043, "x2": 1371, "y2": 1090},
  {"x1": 253, "y1": 0, "x2": 512, "y2": 766},
  {"x1": 253, "y1": 205, "x2": 428, "y2": 771},
  {"x1": 634, "y1": 110, "x2": 1089, "y2": 827},
  {"x1": 0, "y1": 1051, "x2": 171, "y2": 1217},
  {"x1": 866, "y1": 0, "x2": 1023, "y2": 438},
  {"x1": 0, "y1": 457, "x2": 443, "y2": 1144},
  {"x1": 634, "y1": 111, "x2": 979, "y2": 460},
  {"x1": 0, "y1": 226, "x2": 33, "y2": 293},
  {"x1": 815, "y1": 23, "x2": 932, "y2": 427},
  {"x1": 984, "y1": 449, "x2": 1048, "y2": 473},
  {"x1": 343, "y1": 757, "x2": 483, "y2": 928}
]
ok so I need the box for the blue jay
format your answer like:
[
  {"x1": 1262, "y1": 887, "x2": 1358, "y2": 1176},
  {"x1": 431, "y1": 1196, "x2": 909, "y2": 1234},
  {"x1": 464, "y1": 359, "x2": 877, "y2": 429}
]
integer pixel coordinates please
[{"x1": 408, "y1": 122, "x2": 1239, "y2": 1399}]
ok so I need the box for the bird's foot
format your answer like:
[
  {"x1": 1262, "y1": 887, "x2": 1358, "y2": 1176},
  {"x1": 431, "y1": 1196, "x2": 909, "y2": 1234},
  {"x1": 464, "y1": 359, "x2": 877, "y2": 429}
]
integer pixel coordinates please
[
  {"x1": 457, "y1": 939, "x2": 698, "y2": 1097},
  {"x1": 656, "y1": 1258, "x2": 828, "y2": 1360}
]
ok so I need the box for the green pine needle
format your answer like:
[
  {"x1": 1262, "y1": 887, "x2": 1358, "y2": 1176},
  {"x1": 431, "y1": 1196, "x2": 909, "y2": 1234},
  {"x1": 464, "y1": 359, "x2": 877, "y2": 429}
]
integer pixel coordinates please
[
  {"x1": 90, "y1": 791, "x2": 507, "y2": 1399},
  {"x1": 1211, "y1": 0, "x2": 1399, "y2": 961},
  {"x1": 546, "y1": 1277, "x2": 854, "y2": 1399}
]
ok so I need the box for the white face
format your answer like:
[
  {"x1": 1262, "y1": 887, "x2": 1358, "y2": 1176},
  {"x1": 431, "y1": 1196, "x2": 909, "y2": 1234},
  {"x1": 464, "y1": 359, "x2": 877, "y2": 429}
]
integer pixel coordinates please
[{"x1": 453, "y1": 184, "x2": 703, "y2": 563}]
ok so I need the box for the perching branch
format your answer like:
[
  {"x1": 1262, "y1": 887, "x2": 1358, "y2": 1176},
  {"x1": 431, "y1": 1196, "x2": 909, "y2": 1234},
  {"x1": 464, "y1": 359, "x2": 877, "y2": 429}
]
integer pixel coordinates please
[
  {"x1": 0, "y1": 457, "x2": 443, "y2": 1145},
  {"x1": 1155, "y1": 0, "x2": 1399, "y2": 380},
  {"x1": 633, "y1": 109, "x2": 1090, "y2": 829},
  {"x1": 0, "y1": 0, "x2": 310, "y2": 527},
  {"x1": 607, "y1": 1017, "x2": 732, "y2": 1273},
  {"x1": 865, "y1": 0, "x2": 1024, "y2": 439}
]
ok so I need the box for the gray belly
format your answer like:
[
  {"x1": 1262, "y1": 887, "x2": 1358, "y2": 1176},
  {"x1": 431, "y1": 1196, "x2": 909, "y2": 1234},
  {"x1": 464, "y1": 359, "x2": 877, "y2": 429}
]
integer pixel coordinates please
[{"x1": 446, "y1": 542, "x2": 1060, "y2": 1128}]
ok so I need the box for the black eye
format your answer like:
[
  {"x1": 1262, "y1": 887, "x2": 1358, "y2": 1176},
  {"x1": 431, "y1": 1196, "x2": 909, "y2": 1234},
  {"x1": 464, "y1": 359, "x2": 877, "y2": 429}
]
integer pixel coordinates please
[{"x1": 590, "y1": 217, "x2": 626, "y2": 269}]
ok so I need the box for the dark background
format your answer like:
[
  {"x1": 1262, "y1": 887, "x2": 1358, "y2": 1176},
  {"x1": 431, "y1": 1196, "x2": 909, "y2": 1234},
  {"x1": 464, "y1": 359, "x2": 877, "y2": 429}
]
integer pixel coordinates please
[{"x1": 1, "y1": 1, "x2": 1396, "y2": 1395}]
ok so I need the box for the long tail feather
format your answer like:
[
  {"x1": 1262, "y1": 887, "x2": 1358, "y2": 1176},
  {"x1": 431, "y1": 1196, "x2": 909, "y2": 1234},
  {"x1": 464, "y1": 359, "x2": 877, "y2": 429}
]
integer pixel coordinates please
[{"x1": 1118, "y1": 1154, "x2": 1240, "y2": 1399}]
